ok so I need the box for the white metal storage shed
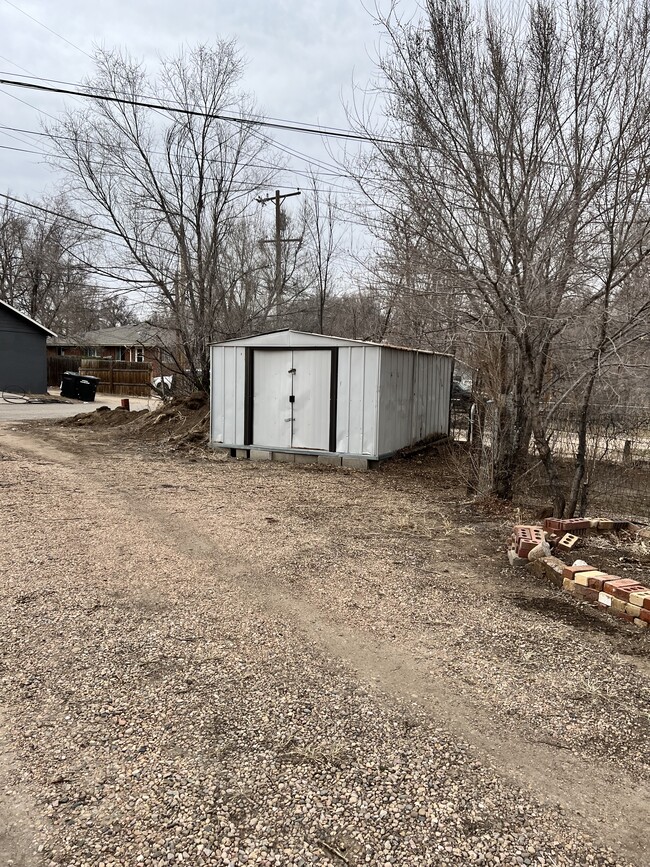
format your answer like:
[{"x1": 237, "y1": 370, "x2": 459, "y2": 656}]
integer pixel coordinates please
[{"x1": 210, "y1": 330, "x2": 454, "y2": 466}]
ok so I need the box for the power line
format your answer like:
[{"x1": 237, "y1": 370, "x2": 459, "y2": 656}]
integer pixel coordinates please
[
  {"x1": 0, "y1": 70, "x2": 363, "y2": 136},
  {"x1": 1, "y1": 0, "x2": 94, "y2": 60},
  {"x1": 0, "y1": 122, "x2": 362, "y2": 196},
  {"x1": 0, "y1": 75, "x2": 388, "y2": 144}
]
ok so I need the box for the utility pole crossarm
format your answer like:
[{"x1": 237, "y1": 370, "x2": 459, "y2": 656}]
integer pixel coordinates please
[{"x1": 256, "y1": 189, "x2": 302, "y2": 318}]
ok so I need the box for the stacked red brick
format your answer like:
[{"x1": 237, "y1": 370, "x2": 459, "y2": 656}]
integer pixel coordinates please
[
  {"x1": 511, "y1": 525, "x2": 546, "y2": 558},
  {"x1": 562, "y1": 564, "x2": 650, "y2": 627},
  {"x1": 510, "y1": 517, "x2": 650, "y2": 629}
]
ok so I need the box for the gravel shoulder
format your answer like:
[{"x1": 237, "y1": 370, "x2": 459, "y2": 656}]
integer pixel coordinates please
[{"x1": 0, "y1": 423, "x2": 648, "y2": 866}]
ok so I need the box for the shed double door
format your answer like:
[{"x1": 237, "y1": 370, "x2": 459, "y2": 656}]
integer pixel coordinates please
[{"x1": 253, "y1": 349, "x2": 331, "y2": 450}]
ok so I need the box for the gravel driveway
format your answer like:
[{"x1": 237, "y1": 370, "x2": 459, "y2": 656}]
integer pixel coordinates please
[
  {"x1": 0, "y1": 393, "x2": 155, "y2": 422},
  {"x1": 0, "y1": 424, "x2": 648, "y2": 866}
]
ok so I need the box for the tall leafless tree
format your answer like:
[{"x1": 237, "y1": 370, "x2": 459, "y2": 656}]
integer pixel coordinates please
[
  {"x1": 48, "y1": 42, "x2": 280, "y2": 390},
  {"x1": 350, "y1": 0, "x2": 650, "y2": 514}
]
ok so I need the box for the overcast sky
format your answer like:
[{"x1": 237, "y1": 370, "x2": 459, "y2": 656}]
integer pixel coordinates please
[{"x1": 0, "y1": 0, "x2": 419, "y2": 202}]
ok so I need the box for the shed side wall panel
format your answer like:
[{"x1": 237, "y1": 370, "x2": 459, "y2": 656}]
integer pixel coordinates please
[
  {"x1": 210, "y1": 345, "x2": 245, "y2": 445},
  {"x1": 335, "y1": 345, "x2": 379, "y2": 456},
  {"x1": 378, "y1": 349, "x2": 453, "y2": 456}
]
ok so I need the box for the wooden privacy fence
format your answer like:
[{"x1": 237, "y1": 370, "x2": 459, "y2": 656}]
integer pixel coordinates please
[
  {"x1": 80, "y1": 358, "x2": 153, "y2": 396},
  {"x1": 48, "y1": 354, "x2": 81, "y2": 387}
]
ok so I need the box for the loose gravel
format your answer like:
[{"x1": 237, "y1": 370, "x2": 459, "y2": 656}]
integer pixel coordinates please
[{"x1": 0, "y1": 427, "x2": 647, "y2": 866}]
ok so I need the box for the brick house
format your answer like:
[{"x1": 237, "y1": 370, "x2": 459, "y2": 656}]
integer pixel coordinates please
[{"x1": 47, "y1": 324, "x2": 177, "y2": 381}]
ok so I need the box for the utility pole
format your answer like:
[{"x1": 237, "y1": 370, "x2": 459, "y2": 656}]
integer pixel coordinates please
[{"x1": 257, "y1": 189, "x2": 302, "y2": 319}]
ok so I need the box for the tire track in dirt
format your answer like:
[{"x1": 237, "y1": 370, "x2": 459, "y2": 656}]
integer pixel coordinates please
[{"x1": 2, "y1": 426, "x2": 649, "y2": 865}]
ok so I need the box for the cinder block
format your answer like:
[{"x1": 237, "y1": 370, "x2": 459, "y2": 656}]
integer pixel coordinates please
[
  {"x1": 611, "y1": 597, "x2": 627, "y2": 613},
  {"x1": 318, "y1": 454, "x2": 342, "y2": 467},
  {"x1": 595, "y1": 519, "x2": 615, "y2": 532},
  {"x1": 235, "y1": 449, "x2": 249, "y2": 459},
  {"x1": 563, "y1": 577, "x2": 576, "y2": 593},
  {"x1": 634, "y1": 618, "x2": 648, "y2": 628},
  {"x1": 272, "y1": 451, "x2": 295, "y2": 463},
  {"x1": 249, "y1": 448, "x2": 272, "y2": 461},
  {"x1": 294, "y1": 453, "x2": 317, "y2": 465},
  {"x1": 625, "y1": 602, "x2": 642, "y2": 618},
  {"x1": 342, "y1": 456, "x2": 369, "y2": 470},
  {"x1": 598, "y1": 592, "x2": 613, "y2": 607}
]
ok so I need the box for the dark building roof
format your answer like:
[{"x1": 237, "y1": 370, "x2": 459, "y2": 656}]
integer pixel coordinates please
[
  {"x1": 0, "y1": 299, "x2": 56, "y2": 337},
  {"x1": 48, "y1": 323, "x2": 172, "y2": 348}
]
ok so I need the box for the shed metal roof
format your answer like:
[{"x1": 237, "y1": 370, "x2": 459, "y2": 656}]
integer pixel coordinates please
[
  {"x1": 212, "y1": 329, "x2": 453, "y2": 358},
  {"x1": 0, "y1": 299, "x2": 56, "y2": 337}
]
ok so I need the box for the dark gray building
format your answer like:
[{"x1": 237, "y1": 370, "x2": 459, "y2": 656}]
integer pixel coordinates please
[{"x1": 0, "y1": 300, "x2": 56, "y2": 394}]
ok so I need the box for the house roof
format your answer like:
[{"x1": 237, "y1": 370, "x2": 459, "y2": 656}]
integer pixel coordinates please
[
  {"x1": 48, "y1": 323, "x2": 173, "y2": 348},
  {"x1": 0, "y1": 299, "x2": 56, "y2": 337},
  {"x1": 212, "y1": 329, "x2": 453, "y2": 358}
]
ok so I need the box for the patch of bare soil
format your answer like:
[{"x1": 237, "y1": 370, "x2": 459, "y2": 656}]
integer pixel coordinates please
[
  {"x1": 0, "y1": 717, "x2": 42, "y2": 866},
  {"x1": 59, "y1": 392, "x2": 209, "y2": 446}
]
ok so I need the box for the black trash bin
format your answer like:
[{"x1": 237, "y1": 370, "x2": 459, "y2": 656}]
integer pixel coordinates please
[
  {"x1": 61, "y1": 371, "x2": 82, "y2": 399},
  {"x1": 77, "y1": 375, "x2": 100, "y2": 402}
]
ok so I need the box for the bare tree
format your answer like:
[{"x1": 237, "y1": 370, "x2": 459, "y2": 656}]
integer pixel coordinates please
[
  {"x1": 301, "y1": 174, "x2": 343, "y2": 333},
  {"x1": 351, "y1": 0, "x2": 650, "y2": 513},
  {"x1": 48, "y1": 43, "x2": 280, "y2": 390},
  {"x1": 0, "y1": 195, "x2": 97, "y2": 331}
]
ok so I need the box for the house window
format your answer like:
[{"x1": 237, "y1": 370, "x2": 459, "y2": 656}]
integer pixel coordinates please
[
  {"x1": 85, "y1": 347, "x2": 100, "y2": 358},
  {"x1": 133, "y1": 347, "x2": 145, "y2": 363},
  {"x1": 115, "y1": 347, "x2": 125, "y2": 361}
]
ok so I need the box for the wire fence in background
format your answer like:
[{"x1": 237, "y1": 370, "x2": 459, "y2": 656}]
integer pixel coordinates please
[{"x1": 450, "y1": 402, "x2": 650, "y2": 520}]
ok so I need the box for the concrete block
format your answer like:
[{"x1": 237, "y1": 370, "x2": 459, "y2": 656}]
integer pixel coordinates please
[
  {"x1": 272, "y1": 451, "x2": 295, "y2": 463},
  {"x1": 235, "y1": 449, "x2": 249, "y2": 459},
  {"x1": 318, "y1": 454, "x2": 342, "y2": 467},
  {"x1": 342, "y1": 456, "x2": 369, "y2": 470},
  {"x1": 249, "y1": 449, "x2": 272, "y2": 461},
  {"x1": 574, "y1": 570, "x2": 606, "y2": 586},
  {"x1": 633, "y1": 618, "x2": 648, "y2": 628},
  {"x1": 598, "y1": 592, "x2": 613, "y2": 607},
  {"x1": 563, "y1": 577, "x2": 576, "y2": 593},
  {"x1": 611, "y1": 597, "x2": 627, "y2": 613},
  {"x1": 625, "y1": 602, "x2": 642, "y2": 618},
  {"x1": 294, "y1": 453, "x2": 317, "y2": 465}
]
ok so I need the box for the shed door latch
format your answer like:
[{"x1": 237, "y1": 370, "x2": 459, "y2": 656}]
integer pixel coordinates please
[
  {"x1": 289, "y1": 395, "x2": 295, "y2": 403},
  {"x1": 288, "y1": 368, "x2": 296, "y2": 374}
]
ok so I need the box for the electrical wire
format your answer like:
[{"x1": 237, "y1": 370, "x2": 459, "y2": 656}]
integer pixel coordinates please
[{"x1": 0, "y1": 75, "x2": 394, "y2": 144}]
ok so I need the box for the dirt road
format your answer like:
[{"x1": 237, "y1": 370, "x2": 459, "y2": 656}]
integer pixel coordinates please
[{"x1": 0, "y1": 424, "x2": 648, "y2": 866}]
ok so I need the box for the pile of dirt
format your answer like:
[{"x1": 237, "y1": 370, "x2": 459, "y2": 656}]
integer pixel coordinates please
[{"x1": 60, "y1": 393, "x2": 210, "y2": 447}]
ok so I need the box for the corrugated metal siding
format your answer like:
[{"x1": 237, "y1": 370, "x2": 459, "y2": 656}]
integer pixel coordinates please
[
  {"x1": 336, "y1": 346, "x2": 380, "y2": 456},
  {"x1": 210, "y1": 345, "x2": 245, "y2": 444},
  {"x1": 378, "y1": 349, "x2": 453, "y2": 455}
]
